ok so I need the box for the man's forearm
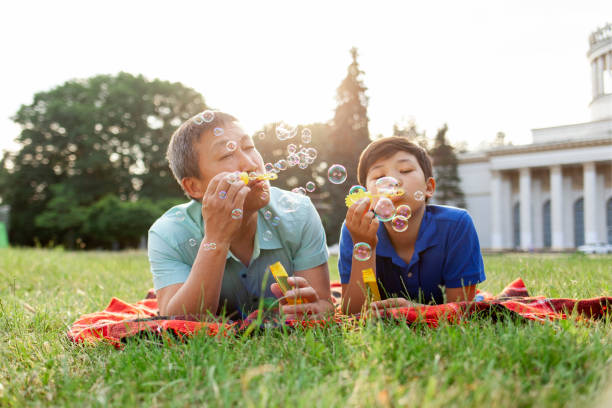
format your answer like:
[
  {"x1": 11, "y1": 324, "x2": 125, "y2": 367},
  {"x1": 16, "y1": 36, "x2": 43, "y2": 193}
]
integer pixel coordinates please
[{"x1": 165, "y1": 239, "x2": 229, "y2": 316}]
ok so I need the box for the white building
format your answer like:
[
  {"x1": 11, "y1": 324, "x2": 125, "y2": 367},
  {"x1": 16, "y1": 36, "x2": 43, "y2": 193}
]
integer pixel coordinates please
[{"x1": 458, "y1": 24, "x2": 612, "y2": 250}]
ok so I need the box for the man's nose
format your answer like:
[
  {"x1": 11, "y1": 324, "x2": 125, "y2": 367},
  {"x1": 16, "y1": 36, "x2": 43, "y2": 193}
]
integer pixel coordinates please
[{"x1": 237, "y1": 149, "x2": 258, "y2": 172}]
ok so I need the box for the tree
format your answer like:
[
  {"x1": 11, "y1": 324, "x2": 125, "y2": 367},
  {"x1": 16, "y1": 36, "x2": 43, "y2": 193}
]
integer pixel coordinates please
[
  {"x1": 324, "y1": 47, "x2": 371, "y2": 243},
  {"x1": 392, "y1": 118, "x2": 429, "y2": 149},
  {"x1": 429, "y1": 124, "x2": 466, "y2": 208},
  {"x1": 0, "y1": 72, "x2": 206, "y2": 247}
]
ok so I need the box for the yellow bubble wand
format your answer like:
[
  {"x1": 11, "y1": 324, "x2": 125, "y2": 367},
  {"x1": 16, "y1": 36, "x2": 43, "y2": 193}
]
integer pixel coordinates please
[
  {"x1": 344, "y1": 188, "x2": 404, "y2": 208},
  {"x1": 238, "y1": 172, "x2": 278, "y2": 185}
]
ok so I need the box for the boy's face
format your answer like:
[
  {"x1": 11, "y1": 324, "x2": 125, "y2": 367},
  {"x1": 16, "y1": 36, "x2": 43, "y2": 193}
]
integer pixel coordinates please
[
  {"x1": 195, "y1": 122, "x2": 269, "y2": 212},
  {"x1": 364, "y1": 151, "x2": 435, "y2": 210}
]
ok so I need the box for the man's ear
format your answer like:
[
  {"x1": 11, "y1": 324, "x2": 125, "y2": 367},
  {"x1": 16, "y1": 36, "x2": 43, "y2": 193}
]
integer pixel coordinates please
[
  {"x1": 181, "y1": 177, "x2": 205, "y2": 200},
  {"x1": 425, "y1": 177, "x2": 436, "y2": 199}
]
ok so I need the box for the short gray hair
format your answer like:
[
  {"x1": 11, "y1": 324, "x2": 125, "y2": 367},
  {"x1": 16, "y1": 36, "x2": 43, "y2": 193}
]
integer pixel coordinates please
[{"x1": 166, "y1": 111, "x2": 238, "y2": 195}]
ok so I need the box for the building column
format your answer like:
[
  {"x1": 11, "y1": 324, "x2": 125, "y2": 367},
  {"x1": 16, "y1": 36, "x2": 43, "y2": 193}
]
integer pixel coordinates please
[
  {"x1": 596, "y1": 56, "x2": 604, "y2": 96},
  {"x1": 519, "y1": 168, "x2": 532, "y2": 250},
  {"x1": 591, "y1": 60, "x2": 598, "y2": 99},
  {"x1": 583, "y1": 162, "x2": 598, "y2": 244},
  {"x1": 490, "y1": 170, "x2": 503, "y2": 249},
  {"x1": 550, "y1": 165, "x2": 564, "y2": 250}
]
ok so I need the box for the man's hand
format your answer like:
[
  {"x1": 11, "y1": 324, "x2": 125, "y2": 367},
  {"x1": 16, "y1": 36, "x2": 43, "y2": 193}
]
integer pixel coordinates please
[
  {"x1": 271, "y1": 277, "x2": 335, "y2": 320},
  {"x1": 202, "y1": 172, "x2": 251, "y2": 246},
  {"x1": 345, "y1": 197, "x2": 379, "y2": 248}
]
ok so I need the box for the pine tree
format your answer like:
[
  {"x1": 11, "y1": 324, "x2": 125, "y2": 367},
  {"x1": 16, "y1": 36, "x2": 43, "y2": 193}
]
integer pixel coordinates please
[
  {"x1": 429, "y1": 124, "x2": 466, "y2": 208},
  {"x1": 324, "y1": 47, "x2": 371, "y2": 243}
]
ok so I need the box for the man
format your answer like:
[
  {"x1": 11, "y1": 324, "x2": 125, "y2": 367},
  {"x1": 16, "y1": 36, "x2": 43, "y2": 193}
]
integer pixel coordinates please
[{"x1": 148, "y1": 111, "x2": 333, "y2": 320}]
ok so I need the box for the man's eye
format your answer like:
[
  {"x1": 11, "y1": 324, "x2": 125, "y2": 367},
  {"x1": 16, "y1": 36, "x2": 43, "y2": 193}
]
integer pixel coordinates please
[
  {"x1": 244, "y1": 145, "x2": 255, "y2": 151},
  {"x1": 400, "y1": 169, "x2": 412, "y2": 174}
]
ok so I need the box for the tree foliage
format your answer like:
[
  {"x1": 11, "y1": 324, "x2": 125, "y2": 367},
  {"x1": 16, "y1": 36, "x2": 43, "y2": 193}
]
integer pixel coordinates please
[
  {"x1": 0, "y1": 72, "x2": 206, "y2": 247},
  {"x1": 429, "y1": 124, "x2": 466, "y2": 208}
]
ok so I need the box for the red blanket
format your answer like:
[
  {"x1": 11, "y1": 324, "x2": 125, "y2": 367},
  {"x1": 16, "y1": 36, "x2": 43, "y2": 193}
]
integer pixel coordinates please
[{"x1": 67, "y1": 278, "x2": 610, "y2": 348}]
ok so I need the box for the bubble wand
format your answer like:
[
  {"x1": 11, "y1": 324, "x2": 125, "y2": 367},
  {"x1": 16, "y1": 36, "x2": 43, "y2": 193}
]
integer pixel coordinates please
[{"x1": 344, "y1": 187, "x2": 404, "y2": 208}]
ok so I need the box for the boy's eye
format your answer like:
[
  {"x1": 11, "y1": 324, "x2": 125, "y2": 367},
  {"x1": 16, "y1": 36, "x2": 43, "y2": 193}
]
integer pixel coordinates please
[{"x1": 400, "y1": 169, "x2": 412, "y2": 174}]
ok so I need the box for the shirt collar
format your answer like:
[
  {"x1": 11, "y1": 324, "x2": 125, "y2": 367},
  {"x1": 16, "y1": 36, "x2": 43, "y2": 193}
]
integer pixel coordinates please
[{"x1": 376, "y1": 206, "x2": 438, "y2": 267}]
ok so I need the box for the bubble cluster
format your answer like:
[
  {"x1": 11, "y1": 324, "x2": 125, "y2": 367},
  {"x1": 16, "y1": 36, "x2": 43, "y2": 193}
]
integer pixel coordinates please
[
  {"x1": 374, "y1": 197, "x2": 395, "y2": 222},
  {"x1": 414, "y1": 190, "x2": 425, "y2": 201},
  {"x1": 231, "y1": 209, "x2": 243, "y2": 219},
  {"x1": 376, "y1": 176, "x2": 400, "y2": 195},
  {"x1": 328, "y1": 164, "x2": 347, "y2": 184},
  {"x1": 265, "y1": 163, "x2": 275, "y2": 173},
  {"x1": 305, "y1": 181, "x2": 316, "y2": 192},
  {"x1": 353, "y1": 242, "x2": 372, "y2": 261},
  {"x1": 226, "y1": 140, "x2": 237, "y2": 152},
  {"x1": 301, "y1": 128, "x2": 312, "y2": 143},
  {"x1": 218, "y1": 191, "x2": 227, "y2": 200},
  {"x1": 213, "y1": 127, "x2": 224, "y2": 137},
  {"x1": 275, "y1": 123, "x2": 297, "y2": 141}
]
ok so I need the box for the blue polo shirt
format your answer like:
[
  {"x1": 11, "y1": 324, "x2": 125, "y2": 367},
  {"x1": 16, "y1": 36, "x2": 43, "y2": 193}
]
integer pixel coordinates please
[
  {"x1": 338, "y1": 205, "x2": 485, "y2": 304},
  {"x1": 148, "y1": 187, "x2": 329, "y2": 317}
]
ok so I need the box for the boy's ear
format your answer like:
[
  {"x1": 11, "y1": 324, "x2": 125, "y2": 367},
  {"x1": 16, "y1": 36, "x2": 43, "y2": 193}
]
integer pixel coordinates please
[
  {"x1": 425, "y1": 177, "x2": 435, "y2": 199},
  {"x1": 181, "y1": 177, "x2": 205, "y2": 200}
]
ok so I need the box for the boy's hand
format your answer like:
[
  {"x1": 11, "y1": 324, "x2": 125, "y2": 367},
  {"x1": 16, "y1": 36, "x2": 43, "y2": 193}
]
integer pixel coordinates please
[
  {"x1": 270, "y1": 277, "x2": 334, "y2": 320},
  {"x1": 202, "y1": 172, "x2": 251, "y2": 246},
  {"x1": 345, "y1": 197, "x2": 379, "y2": 247}
]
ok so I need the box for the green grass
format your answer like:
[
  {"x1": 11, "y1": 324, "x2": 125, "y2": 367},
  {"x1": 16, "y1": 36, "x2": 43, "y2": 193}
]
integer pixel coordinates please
[{"x1": 1, "y1": 248, "x2": 611, "y2": 407}]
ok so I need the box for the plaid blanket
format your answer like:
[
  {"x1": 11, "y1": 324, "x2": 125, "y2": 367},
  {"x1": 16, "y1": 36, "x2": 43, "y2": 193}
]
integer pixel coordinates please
[{"x1": 67, "y1": 278, "x2": 610, "y2": 348}]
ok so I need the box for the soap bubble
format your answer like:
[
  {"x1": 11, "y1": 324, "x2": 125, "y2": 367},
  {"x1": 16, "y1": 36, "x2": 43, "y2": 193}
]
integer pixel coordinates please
[
  {"x1": 305, "y1": 181, "x2": 316, "y2": 192},
  {"x1": 349, "y1": 185, "x2": 366, "y2": 195},
  {"x1": 226, "y1": 172, "x2": 240, "y2": 184},
  {"x1": 271, "y1": 216, "x2": 281, "y2": 226},
  {"x1": 213, "y1": 127, "x2": 224, "y2": 137},
  {"x1": 189, "y1": 238, "x2": 198, "y2": 247},
  {"x1": 287, "y1": 144, "x2": 297, "y2": 155},
  {"x1": 306, "y1": 147, "x2": 317, "y2": 160},
  {"x1": 328, "y1": 164, "x2": 347, "y2": 184},
  {"x1": 231, "y1": 209, "x2": 243, "y2": 219},
  {"x1": 226, "y1": 140, "x2": 237, "y2": 152},
  {"x1": 276, "y1": 125, "x2": 290, "y2": 140},
  {"x1": 376, "y1": 176, "x2": 400, "y2": 195},
  {"x1": 248, "y1": 171, "x2": 258, "y2": 180},
  {"x1": 264, "y1": 210, "x2": 272, "y2": 220},
  {"x1": 353, "y1": 242, "x2": 372, "y2": 261},
  {"x1": 278, "y1": 193, "x2": 299, "y2": 213},
  {"x1": 374, "y1": 197, "x2": 395, "y2": 222},
  {"x1": 202, "y1": 242, "x2": 216, "y2": 250},
  {"x1": 395, "y1": 204, "x2": 412, "y2": 219},
  {"x1": 287, "y1": 154, "x2": 300, "y2": 167},
  {"x1": 202, "y1": 110, "x2": 214, "y2": 123},
  {"x1": 193, "y1": 115, "x2": 204, "y2": 125},
  {"x1": 291, "y1": 187, "x2": 307, "y2": 195},
  {"x1": 265, "y1": 163, "x2": 275, "y2": 173},
  {"x1": 390, "y1": 216, "x2": 409, "y2": 232},
  {"x1": 298, "y1": 162, "x2": 308, "y2": 169},
  {"x1": 275, "y1": 160, "x2": 288, "y2": 171},
  {"x1": 218, "y1": 191, "x2": 227, "y2": 200},
  {"x1": 301, "y1": 128, "x2": 312, "y2": 143},
  {"x1": 258, "y1": 132, "x2": 266, "y2": 140},
  {"x1": 263, "y1": 230, "x2": 273, "y2": 241},
  {"x1": 260, "y1": 191, "x2": 269, "y2": 200},
  {"x1": 414, "y1": 190, "x2": 425, "y2": 201}
]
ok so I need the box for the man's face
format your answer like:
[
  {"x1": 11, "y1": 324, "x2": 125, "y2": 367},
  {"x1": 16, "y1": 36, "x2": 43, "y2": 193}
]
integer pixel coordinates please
[
  {"x1": 364, "y1": 151, "x2": 434, "y2": 212},
  {"x1": 196, "y1": 122, "x2": 269, "y2": 211}
]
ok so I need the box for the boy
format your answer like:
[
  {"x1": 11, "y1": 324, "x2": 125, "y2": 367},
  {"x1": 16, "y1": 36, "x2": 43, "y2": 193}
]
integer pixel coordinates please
[{"x1": 339, "y1": 137, "x2": 486, "y2": 314}]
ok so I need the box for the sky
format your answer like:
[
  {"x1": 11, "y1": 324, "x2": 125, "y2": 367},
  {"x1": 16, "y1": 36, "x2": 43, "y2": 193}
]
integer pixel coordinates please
[{"x1": 0, "y1": 0, "x2": 610, "y2": 155}]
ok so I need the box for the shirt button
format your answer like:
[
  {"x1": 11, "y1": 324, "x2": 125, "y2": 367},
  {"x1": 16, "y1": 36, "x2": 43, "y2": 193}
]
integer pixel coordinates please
[{"x1": 407, "y1": 272, "x2": 413, "y2": 278}]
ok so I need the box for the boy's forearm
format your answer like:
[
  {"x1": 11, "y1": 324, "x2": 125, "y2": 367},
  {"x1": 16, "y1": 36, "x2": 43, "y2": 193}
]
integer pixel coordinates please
[
  {"x1": 342, "y1": 257, "x2": 376, "y2": 314},
  {"x1": 165, "y1": 239, "x2": 229, "y2": 316}
]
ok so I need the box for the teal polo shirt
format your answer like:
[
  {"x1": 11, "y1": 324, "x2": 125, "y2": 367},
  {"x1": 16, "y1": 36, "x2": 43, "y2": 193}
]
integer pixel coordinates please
[{"x1": 147, "y1": 187, "x2": 329, "y2": 317}]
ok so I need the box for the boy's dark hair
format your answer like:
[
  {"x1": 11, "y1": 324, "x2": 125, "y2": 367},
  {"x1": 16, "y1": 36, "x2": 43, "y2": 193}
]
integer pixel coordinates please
[
  {"x1": 166, "y1": 111, "x2": 238, "y2": 191},
  {"x1": 357, "y1": 136, "x2": 433, "y2": 186}
]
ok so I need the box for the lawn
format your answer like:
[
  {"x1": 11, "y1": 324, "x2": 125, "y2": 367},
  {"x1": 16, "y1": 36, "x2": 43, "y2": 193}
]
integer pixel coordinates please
[{"x1": 0, "y1": 248, "x2": 611, "y2": 407}]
